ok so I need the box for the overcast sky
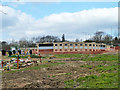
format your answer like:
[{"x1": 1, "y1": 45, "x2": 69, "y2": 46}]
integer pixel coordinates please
[{"x1": 0, "y1": 2, "x2": 118, "y2": 42}]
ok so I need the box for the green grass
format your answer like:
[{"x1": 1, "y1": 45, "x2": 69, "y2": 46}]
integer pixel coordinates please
[
  {"x1": 54, "y1": 54, "x2": 118, "y2": 61},
  {"x1": 80, "y1": 63, "x2": 118, "y2": 72},
  {"x1": 11, "y1": 66, "x2": 17, "y2": 69},
  {"x1": 54, "y1": 54, "x2": 84, "y2": 58},
  {"x1": 52, "y1": 75, "x2": 56, "y2": 77},
  {"x1": 65, "y1": 59, "x2": 118, "y2": 88},
  {"x1": 64, "y1": 80, "x2": 75, "y2": 88},
  {"x1": 24, "y1": 62, "x2": 65, "y2": 70},
  {"x1": 95, "y1": 64, "x2": 118, "y2": 72},
  {"x1": 8, "y1": 54, "x2": 118, "y2": 62},
  {"x1": 86, "y1": 54, "x2": 118, "y2": 61},
  {"x1": 64, "y1": 72, "x2": 118, "y2": 88},
  {"x1": 30, "y1": 54, "x2": 40, "y2": 58},
  {"x1": 65, "y1": 73, "x2": 72, "y2": 75}
]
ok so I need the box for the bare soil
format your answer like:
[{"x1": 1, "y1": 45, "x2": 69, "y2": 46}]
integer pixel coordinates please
[{"x1": 2, "y1": 58, "x2": 116, "y2": 88}]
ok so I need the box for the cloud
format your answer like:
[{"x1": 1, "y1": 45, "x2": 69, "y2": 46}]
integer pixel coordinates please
[{"x1": 1, "y1": 6, "x2": 118, "y2": 41}]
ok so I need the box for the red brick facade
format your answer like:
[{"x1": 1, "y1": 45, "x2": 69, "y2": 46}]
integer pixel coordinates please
[{"x1": 36, "y1": 49, "x2": 108, "y2": 54}]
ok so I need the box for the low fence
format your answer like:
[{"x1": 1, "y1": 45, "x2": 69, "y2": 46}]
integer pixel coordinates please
[
  {"x1": 36, "y1": 49, "x2": 108, "y2": 54},
  {"x1": 114, "y1": 46, "x2": 120, "y2": 50}
]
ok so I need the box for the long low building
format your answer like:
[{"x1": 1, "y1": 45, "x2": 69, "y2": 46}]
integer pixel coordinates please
[{"x1": 36, "y1": 42, "x2": 111, "y2": 54}]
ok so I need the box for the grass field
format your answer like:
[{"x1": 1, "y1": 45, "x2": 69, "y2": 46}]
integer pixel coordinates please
[
  {"x1": 54, "y1": 53, "x2": 118, "y2": 61},
  {"x1": 63, "y1": 53, "x2": 118, "y2": 88},
  {"x1": 2, "y1": 53, "x2": 119, "y2": 88},
  {"x1": 64, "y1": 72, "x2": 118, "y2": 88}
]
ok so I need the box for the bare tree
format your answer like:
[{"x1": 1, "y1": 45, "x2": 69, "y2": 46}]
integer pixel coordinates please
[
  {"x1": 102, "y1": 34, "x2": 113, "y2": 44},
  {"x1": 2, "y1": 41, "x2": 11, "y2": 51},
  {"x1": 75, "y1": 38, "x2": 79, "y2": 42},
  {"x1": 92, "y1": 31, "x2": 105, "y2": 42},
  {"x1": 35, "y1": 35, "x2": 60, "y2": 43},
  {"x1": 18, "y1": 38, "x2": 29, "y2": 47}
]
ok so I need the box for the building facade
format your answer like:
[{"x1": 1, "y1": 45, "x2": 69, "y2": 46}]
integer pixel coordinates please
[
  {"x1": 36, "y1": 42, "x2": 111, "y2": 54},
  {"x1": 53, "y1": 42, "x2": 110, "y2": 52}
]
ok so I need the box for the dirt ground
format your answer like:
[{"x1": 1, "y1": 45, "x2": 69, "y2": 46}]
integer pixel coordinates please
[{"x1": 2, "y1": 57, "x2": 116, "y2": 88}]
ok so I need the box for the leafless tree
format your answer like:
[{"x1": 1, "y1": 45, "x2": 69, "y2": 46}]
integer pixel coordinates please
[
  {"x1": 75, "y1": 38, "x2": 79, "y2": 42},
  {"x1": 92, "y1": 31, "x2": 105, "y2": 42},
  {"x1": 102, "y1": 34, "x2": 113, "y2": 44}
]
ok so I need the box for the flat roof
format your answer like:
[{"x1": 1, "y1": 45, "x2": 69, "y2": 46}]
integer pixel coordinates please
[{"x1": 36, "y1": 42, "x2": 108, "y2": 45}]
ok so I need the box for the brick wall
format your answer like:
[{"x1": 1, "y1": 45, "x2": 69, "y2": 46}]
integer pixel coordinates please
[
  {"x1": 115, "y1": 46, "x2": 120, "y2": 50},
  {"x1": 38, "y1": 49, "x2": 54, "y2": 54},
  {"x1": 36, "y1": 49, "x2": 108, "y2": 54},
  {"x1": 53, "y1": 51, "x2": 108, "y2": 54}
]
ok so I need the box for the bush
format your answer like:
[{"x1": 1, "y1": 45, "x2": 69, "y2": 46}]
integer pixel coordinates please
[
  {"x1": 30, "y1": 54, "x2": 40, "y2": 58},
  {"x1": 8, "y1": 55, "x2": 28, "y2": 58}
]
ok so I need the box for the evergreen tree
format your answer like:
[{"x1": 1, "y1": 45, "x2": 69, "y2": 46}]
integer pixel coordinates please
[
  {"x1": 62, "y1": 34, "x2": 65, "y2": 42},
  {"x1": 115, "y1": 37, "x2": 118, "y2": 41}
]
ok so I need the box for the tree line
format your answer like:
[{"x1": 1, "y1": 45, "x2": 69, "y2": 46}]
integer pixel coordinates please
[
  {"x1": 83, "y1": 31, "x2": 120, "y2": 46},
  {"x1": 0, "y1": 32, "x2": 120, "y2": 50},
  {"x1": 0, "y1": 34, "x2": 66, "y2": 50}
]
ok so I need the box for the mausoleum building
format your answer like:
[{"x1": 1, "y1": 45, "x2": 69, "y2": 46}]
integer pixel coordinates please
[{"x1": 36, "y1": 42, "x2": 111, "y2": 54}]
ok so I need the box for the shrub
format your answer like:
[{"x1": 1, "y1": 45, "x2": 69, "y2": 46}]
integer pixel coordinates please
[
  {"x1": 8, "y1": 55, "x2": 28, "y2": 58},
  {"x1": 30, "y1": 54, "x2": 40, "y2": 58}
]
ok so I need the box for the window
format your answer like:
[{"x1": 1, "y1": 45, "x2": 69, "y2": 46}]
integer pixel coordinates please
[
  {"x1": 85, "y1": 49, "x2": 87, "y2": 51},
  {"x1": 75, "y1": 46, "x2": 78, "y2": 49},
  {"x1": 80, "y1": 46, "x2": 83, "y2": 49},
  {"x1": 70, "y1": 44, "x2": 73, "y2": 46},
  {"x1": 60, "y1": 44, "x2": 62, "y2": 46},
  {"x1": 103, "y1": 45, "x2": 105, "y2": 47},
  {"x1": 93, "y1": 44, "x2": 95, "y2": 46},
  {"x1": 85, "y1": 44, "x2": 87, "y2": 46},
  {"x1": 65, "y1": 44, "x2": 67, "y2": 46},
  {"x1": 55, "y1": 44, "x2": 57, "y2": 46},
  {"x1": 64, "y1": 46, "x2": 68, "y2": 49},
  {"x1": 65, "y1": 49, "x2": 67, "y2": 51},
  {"x1": 70, "y1": 49, "x2": 72, "y2": 51},
  {"x1": 89, "y1": 44, "x2": 91, "y2": 46},
  {"x1": 96, "y1": 45, "x2": 98, "y2": 46},
  {"x1": 55, "y1": 46, "x2": 58, "y2": 49},
  {"x1": 89, "y1": 47, "x2": 91, "y2": 49},
  {"x1": 75, "y1": 44, "x2": 78, "y2": 46},
  {"x1": 55, "y1": 49, "x2": 57, "y2": 51},
  {"x1": 80, "y1": 44, "x2": 82, "y2": 46},
  {"x1": 60, "y1": 49, "x2": 62, "y2": 51},
  {"x1": 75, "y1": 49, "x2": 77, "y2": 51}
]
